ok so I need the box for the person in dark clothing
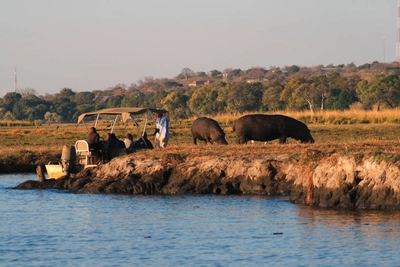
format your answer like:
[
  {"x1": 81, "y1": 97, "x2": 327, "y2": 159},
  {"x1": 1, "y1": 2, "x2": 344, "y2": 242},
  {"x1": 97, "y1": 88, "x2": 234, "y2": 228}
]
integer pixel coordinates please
[
  {"x1": 87, "y1": 127, "x2": 101, "y2": 155},
  {"x1": 104, "y1": 133, "x2": 126, "y2": 161},
  {"x1": 132, "y1": 132, "x2": 154, "y2": 150}
]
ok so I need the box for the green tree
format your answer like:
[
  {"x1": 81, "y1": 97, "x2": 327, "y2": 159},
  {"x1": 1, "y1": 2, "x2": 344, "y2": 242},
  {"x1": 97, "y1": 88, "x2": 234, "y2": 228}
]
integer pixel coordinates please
[
  {"x1": 284, "y1": 65, "x2": 300, "y2": 74},
  {"x1": 3, "y1": 111, "x2": 16, "y2": 121},
  {"x1": 44, "y1": 112, "x2": 62, "y2": 123},
  {"x1": 18, "y1": 87, "x2": 38, "y2": 98},
  {"x1": 121, "y1": 90, "x2": 146, "y2": 107},
  {"x1": 223, "y1": 68, "x2": 243, "y2": 81},
  {"x1": 107, "y1": 95, "x2": 124, "y2": 108},
  {"x1": 326, "y1": 89, "x2": 357, "y2": 110},
  {"x1": 356, "y1": 74, "x2": 400, "y2": 110},
  {"x1": 245, "y1": 67, "x2": 266, "y2": 81},
  {"x1": 11, "y1": 95, "x2": 48, "y2": 121},
  {"x1": 12, "y1": 100, "x2": 28, "y2": 120},
  {"x1": 178, "y1": 67, "x2": 194, "y2": 80},
  {"x1": 76, "y1": 104, "x2": 95, "y2": 114},
  {"x1": 324, "y1": 74, "x2": 359, "y2": 110},
  {"x1": 196, "y1": 71, "x2": 208, "y2": 78},
  {"x1": 144, "y1": 90, "x2": 168, "y2": 108},
  {"x1": 280, "y1": 78, "x2": 309, "y2": 111},
  {"x1": 221, "y1": 82, "x2": 263, "y2": 113},
  {"x1": 49, "y1": 98, "x2": 77, "y2": 122},
  {"x1": 161, "y1": 92, "x2": 190, "y2": 119},
  {"x1": 310, "y1": 74, "x2": 330, "y2": 110},
  {"x1": 188, "y1": 83, "x2": 225, "y2": 115},
  {"x1": 296, "y1": 83, "x2": 317, "y2": 113},
  {"x1": 262, "y1": 82, "x2": 285, "y2": 111},
  {"x1": 164, "y1": 81, "x2": 183, "y2": 88},
  {"x1": 2, "y1": 92, "x2": 22, "y2": 111},
  {"x1": 74, "y1": 91, "x2": 95, "y2": 105},
  {"x1": 210, "y1": 69, "x2": 222, "y2": 78},
  {"x1": 58, "y1": 88, "x2": 75, "y2": 99},
  {"x1": 74, "y1": 91, "x2": 96, "y2": 115}
]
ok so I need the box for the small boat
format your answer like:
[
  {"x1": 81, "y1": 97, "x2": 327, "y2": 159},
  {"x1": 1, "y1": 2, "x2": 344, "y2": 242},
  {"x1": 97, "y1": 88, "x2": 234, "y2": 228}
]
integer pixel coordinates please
[
  {"x1": 44, "y1": 145, "x2": 84, "y2": 179},
  {"x1": 45, "y1": 107, "x2": 168, "y2": 179},
  {"x1": 45, "y1": 161, "x2": 67, "y2": 179}
]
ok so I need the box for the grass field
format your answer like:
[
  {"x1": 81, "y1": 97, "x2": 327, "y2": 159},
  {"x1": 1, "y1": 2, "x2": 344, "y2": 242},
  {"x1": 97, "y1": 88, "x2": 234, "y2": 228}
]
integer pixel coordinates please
[{"x1": 1, "y1": 109, "x2": 400, "y2": 166}]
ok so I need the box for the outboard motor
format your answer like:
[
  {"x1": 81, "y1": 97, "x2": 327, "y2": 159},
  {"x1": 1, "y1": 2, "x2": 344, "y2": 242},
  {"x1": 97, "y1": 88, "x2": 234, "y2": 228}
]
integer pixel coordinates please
[{"x1": 61, "y1": 145, "x2": 76, "y2": 174}]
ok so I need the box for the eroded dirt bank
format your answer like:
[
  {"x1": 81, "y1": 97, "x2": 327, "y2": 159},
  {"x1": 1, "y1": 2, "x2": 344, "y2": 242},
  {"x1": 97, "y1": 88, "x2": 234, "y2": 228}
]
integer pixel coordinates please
[{"x1": 15, "y1": 150, "x2": 400, "y2": 210}]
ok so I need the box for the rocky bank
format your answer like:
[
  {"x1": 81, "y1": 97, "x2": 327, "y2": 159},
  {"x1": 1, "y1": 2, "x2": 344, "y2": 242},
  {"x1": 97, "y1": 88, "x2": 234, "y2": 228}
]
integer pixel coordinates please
[{"x1": 15, "y1": 150, "x2": 400, "y2": 210}]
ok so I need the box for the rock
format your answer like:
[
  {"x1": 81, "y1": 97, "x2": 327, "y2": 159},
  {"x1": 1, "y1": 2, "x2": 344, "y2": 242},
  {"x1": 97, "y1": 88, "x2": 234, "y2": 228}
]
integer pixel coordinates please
[{"x1": 13, "y1": 152, "x2": 400, "y2": 210}]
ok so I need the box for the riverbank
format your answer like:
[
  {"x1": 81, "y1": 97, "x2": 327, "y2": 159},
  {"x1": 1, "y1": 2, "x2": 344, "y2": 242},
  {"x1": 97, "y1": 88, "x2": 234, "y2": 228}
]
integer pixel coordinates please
[
  {"x1": 2, "y1": 119, "x2": 400, "y2": 174},
  {"x1": 0, "y1": 150, "x2": 57, "y2": 173},
  {"x1": 5, "y1": 119, "x2": 400, "y2": 210},
  {"x1": 14, "y1": 147, "x2": 400, "y2": 210}
]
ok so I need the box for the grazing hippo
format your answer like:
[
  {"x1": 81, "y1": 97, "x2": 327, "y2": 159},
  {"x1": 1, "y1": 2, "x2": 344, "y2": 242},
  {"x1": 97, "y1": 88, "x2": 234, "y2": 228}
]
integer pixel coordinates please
[
  {"x1": 233, "y1": 114, "x2": 314, "y2": 144},
  {"x1": 191, "y1": 117, "x2": 228, "y2": 145}
]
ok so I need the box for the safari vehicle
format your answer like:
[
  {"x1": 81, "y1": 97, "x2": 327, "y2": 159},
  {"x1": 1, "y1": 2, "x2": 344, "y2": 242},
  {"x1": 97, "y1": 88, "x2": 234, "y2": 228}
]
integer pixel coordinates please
[{"x1": 45, "y1": 107, "x2": 168, "y2": 179}]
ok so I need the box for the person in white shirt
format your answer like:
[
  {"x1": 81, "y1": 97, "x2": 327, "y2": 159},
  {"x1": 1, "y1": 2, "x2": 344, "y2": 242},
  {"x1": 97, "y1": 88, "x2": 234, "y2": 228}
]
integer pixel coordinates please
[
  {"x1": 124, "y1": 133, "x2": 134, "y2": 150},
  {"x1": 154, "y1": 111, "x2": 169, "y2": 148}
]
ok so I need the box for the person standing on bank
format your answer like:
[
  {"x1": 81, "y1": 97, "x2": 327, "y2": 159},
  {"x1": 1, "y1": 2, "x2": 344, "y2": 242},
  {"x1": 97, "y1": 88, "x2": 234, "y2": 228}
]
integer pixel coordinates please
[{"x1": 154, "y1": 111, "x2": 169, "y2": 148}]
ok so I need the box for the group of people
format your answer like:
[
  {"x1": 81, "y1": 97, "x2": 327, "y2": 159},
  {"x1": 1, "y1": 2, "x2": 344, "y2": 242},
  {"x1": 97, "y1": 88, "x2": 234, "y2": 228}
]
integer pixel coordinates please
[{"x1": 86, "y1": 111, "x2": 170, "y2": 162}]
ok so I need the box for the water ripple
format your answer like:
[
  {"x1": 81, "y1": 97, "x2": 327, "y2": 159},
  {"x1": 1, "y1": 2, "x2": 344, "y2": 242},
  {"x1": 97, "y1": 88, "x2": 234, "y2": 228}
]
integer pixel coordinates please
[{"x1": 1, "y1": 174, "x2": 400, "y2": 266}]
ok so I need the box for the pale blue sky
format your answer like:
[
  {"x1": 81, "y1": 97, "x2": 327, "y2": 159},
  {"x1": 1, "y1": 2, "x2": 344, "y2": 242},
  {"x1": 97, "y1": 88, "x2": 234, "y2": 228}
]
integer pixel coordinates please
[{"x1": 0, "y1": 0, "x2": 397, "y2": 96}]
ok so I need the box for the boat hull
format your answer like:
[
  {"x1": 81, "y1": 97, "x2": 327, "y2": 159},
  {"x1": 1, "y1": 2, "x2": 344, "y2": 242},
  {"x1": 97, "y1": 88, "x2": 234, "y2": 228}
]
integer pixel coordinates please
[{"x1": 45, "y1": 162, "x2": 67, "y2": 179}]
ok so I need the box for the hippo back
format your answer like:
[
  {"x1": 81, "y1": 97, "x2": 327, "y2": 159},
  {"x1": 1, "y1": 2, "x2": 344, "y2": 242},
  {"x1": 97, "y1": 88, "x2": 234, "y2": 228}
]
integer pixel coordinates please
[
  {"x1": 234, "y1": 114, "x2": 314, "y2": 144},
  {"x1": 191, "y1": 117, "x2": 228, "y2": 144}
]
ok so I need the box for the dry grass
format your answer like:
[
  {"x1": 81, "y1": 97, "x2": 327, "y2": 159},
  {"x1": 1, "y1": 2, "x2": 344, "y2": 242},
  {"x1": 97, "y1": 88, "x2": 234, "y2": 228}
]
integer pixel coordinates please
[
  {"x1": 203, "y1": 109, "x2": 400, "y2": 126},
  {"x1": 2, "y1": 110, "x2": 400, "y2": 165}
]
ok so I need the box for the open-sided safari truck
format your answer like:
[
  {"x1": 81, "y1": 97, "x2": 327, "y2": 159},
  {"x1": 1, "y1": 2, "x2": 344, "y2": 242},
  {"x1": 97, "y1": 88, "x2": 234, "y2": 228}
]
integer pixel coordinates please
[{"x1": 45, "y1": 107, "x2": 168, "y2": 179}]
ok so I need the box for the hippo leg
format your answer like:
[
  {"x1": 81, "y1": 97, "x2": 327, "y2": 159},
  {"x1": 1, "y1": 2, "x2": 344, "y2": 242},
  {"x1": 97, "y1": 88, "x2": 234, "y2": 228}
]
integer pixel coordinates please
[
  {"x1": 236, "y1": 135, "x2": 246, "y2": 144},
  {"x1": 279, "y1": 136, "x2": 287, "y2": 144},
  {"x1": 193, "y1": 137, "x2": 197, "y2": 145},
  {"x1": 236, "y1": 136, "x2": 241, "y2": 144}
]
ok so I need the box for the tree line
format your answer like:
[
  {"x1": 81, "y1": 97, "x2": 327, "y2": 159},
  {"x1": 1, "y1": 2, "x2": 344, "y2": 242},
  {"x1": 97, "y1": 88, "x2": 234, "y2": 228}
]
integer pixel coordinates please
[{"x1": 1, "y1": 61, "x2": 400, "y2": 123}]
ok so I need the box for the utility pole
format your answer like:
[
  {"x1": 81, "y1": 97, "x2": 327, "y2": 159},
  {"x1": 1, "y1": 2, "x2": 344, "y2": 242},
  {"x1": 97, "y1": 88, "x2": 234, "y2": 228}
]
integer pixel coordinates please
[
  {"x1": 14, "y1": 66, "x2": 17, "y2": 92},
  {"x1": 396, "y1": 0, "x2": 400, "y2": 68},
  {"x1": 383, "y1": 31, "x2": 386, "y2": 63}
]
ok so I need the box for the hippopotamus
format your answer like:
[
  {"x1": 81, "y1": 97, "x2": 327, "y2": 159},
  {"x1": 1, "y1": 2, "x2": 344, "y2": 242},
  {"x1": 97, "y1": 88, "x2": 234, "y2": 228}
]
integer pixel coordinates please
[
  {"x1": 233, "y1": 114, "x2": 314, "y2": 144},
  {"x1": 191, "y1": 117, "x2": 228, "y2": 145}
]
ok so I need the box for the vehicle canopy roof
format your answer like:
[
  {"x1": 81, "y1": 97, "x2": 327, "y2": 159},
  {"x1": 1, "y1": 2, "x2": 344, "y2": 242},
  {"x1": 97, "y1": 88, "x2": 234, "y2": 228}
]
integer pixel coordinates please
[{"x1": 76, "y1": 107, "x2": 168, "y2": 134}]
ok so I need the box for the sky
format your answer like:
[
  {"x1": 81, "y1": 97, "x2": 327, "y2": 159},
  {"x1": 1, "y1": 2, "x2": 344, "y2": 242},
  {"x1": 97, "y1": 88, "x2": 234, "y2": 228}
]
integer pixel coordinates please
[{"x1": 0, "y1": 0, "x2": 397, "y2": 97}]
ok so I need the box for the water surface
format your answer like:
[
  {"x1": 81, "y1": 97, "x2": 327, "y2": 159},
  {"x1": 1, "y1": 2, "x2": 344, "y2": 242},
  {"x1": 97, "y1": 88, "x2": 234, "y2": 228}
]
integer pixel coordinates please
[{"x1": 1, "y1": 174, "x2": 400, "y2": 266}]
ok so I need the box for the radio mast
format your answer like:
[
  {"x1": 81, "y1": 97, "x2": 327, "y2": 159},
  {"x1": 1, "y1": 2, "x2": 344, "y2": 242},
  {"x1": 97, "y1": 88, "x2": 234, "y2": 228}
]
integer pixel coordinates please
[
  {"x1": 397, "y1": 0, "x2": 400, "y2": 67},
  {"x1": 14, "y1": 66, "x2": 17, "y2": 92},
  {"x1": 383, "y1": 31, "x2": 386, "y2": 63}
]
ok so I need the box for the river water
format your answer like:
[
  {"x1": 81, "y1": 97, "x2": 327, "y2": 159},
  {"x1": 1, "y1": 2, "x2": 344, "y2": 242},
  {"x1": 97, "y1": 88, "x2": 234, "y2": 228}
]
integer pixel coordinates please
[{"x1": 1, "y1": 174, "x2": 400, "y2": 266}]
